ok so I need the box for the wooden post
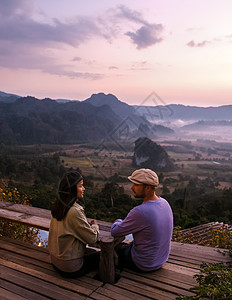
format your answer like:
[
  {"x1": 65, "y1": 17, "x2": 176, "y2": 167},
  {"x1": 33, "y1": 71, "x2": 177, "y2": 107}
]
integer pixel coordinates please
[{"x1": 99, "y1": 236, "x2": 115, "y2": 283}]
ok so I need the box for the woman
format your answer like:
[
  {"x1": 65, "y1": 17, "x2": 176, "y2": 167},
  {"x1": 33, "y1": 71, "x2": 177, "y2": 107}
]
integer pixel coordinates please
[{"x1": 48, "y1": 171, "x2": 99, "y2": 278}]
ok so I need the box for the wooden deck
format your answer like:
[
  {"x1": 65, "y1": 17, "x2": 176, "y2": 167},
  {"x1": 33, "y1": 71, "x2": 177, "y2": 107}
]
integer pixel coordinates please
[
  {"x1": 0, "y1": 236, "x2": 230, "y2": 300},
  {"x1": 0, "y1": 201, "x2": 231, "y2": 299}
]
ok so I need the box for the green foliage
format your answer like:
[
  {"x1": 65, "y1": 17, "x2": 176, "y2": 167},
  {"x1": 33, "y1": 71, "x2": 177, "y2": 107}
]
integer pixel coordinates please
[
  {"x1": 165, "y1": 183, "x2": 232, "y2": 228},
  {"x1": 0, "y1": 151, "x2": 67, "y2": 210},
  {"x1": 0, "y1": 152, "x2": 65, "y2": 186},
  {"x1": 0, "y1": 180, "x2": 40, "y2": 245},
  {"x1": 19, "y1": 184, "x2": 57, "y2": 209},
  {"x1": 176, "y1": 263, "x2": 232, "y2": 300}
]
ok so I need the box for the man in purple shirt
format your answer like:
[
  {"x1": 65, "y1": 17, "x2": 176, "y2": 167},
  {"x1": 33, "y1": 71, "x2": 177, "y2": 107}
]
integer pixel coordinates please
[{"x1": 111, "y1": 168, "x2": 173, "y2": 272}]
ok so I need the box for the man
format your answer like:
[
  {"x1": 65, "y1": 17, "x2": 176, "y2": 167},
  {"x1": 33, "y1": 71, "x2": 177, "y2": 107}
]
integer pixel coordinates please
[{"x1": 111, "y1": 168, "x2": 173, "y2": 272}]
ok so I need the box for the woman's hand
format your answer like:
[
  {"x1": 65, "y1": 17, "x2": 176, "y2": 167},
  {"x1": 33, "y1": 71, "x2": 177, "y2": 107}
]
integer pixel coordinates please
[{"x1": 90, "y1": 219, "x2": 98, "y2": 225}]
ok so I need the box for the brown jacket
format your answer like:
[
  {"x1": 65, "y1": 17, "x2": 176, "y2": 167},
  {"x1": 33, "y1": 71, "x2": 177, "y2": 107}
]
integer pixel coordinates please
[{"x1": 48, "y1": 202, "x2": 99, "y2": 261}]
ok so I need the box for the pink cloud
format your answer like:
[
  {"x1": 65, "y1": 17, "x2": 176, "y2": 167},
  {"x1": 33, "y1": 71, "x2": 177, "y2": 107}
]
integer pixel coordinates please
[{"x1": 187, "y1": 40, "x2": 209, "y2": 47}]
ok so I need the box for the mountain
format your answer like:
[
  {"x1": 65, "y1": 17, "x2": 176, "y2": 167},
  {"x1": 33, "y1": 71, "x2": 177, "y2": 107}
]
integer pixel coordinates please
[
  {"x1": 84, "y1": 93, "x2": 154, "y2": 132},
  {"x1": 2, "y1": 90, "x2": 232, "y2": 121},
  {"x1": 0, "y1": 92, "x2": 166, "y2": 145},
  {"x1": 1, "y1": 90, "x2": 231, "y2": 145},
  {"x1": 132, "y1": 137, "x2": 175, "y2": 171},
  {"x1": 0, "y1": 91, "x2": 20, "y2": 103},
  {"x1": 0, "y1": 96, "x2": 122, "y2": 144},
  {"x1": 84, "y1": 93, "x2": 134, "y2": 118}
]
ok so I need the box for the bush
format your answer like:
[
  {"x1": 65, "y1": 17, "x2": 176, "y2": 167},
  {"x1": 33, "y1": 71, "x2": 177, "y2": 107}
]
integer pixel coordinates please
[
  {"x1": 0, "y1": 180, "x2": 40, "y2": 245},
  {"x1": 176, "y1": 263, "x2": 232, "y2": 299}
]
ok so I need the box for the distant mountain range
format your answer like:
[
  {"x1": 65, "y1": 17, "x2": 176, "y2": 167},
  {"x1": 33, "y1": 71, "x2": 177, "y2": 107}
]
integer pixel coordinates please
[
  {"x1": 181, "y1": 120, "x2": 232, "y2": 131},
  {"x1": 0, "y1": 95, "x2": 121, "y2": 144},
  {"x1": 135, "y1": 104, "x2": 232, "y2": 121},
  {"x1": 0, "y1": 91, "x2": 231, "y2": 145}
]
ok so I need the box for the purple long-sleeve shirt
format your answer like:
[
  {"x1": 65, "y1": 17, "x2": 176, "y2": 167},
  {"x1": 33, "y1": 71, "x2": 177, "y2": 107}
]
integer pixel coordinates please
[{"x1": 111, "y1": 197, "x2": 173, "y2": 271}]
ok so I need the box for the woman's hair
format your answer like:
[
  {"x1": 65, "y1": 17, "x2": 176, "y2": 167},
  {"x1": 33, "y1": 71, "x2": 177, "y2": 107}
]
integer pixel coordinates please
[{"x1": 51, "y1": 171, "x2": 83, "y2": 221}]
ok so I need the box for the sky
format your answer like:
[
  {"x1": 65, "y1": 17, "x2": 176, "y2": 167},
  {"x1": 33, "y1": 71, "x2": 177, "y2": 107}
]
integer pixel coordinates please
[{"x1": 0, "y1": 0, "x2": 232, "y2": 107}]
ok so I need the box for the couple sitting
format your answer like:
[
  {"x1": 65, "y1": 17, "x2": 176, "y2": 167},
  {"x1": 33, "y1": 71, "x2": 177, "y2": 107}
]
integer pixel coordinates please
[{"x1": 48, "y1": 169, "x2": 173, "y2": 278}]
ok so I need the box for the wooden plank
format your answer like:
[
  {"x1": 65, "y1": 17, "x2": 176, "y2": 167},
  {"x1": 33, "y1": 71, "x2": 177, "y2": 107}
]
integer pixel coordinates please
[
  {"x1": 0, "y1": 201, "x2": 51, "y2": 218},
  {"x1": 0, "y1": 265, "x2": 86, "y2": 300},
  {"x1": 123, "y1": 267, "x2": 196, "y2": 289},
  {"x1": 0, "y1": 248, "x2": 101, "y2": 290},
  {"x1": 87, "y1": 292, "x2": 115, "y2": 300},
  {"x1": 120, "y1": 270, "x2": 195, "y2": 297},
  {"x1": 95, "y1": 285, "x2": 149, "y2": 300},
  {"x1": 0, "y1": 273, "x2": 56, "y2": 300},
  {"x1": 1, "y1": 239, "x2": 200, "y2": 299},
  {"x1": 0, "y1": 239, "x2": 50, "y2": 263},
  {"x1": 0, "y1": 286, "x2": 28, "y2": 300},
  {"x1": 90, "y1": 286, "x2": 129, "y2": 300},
  {"x1": 0, "y1": 258, "x2": 94, "y2": 297},
  {"x1": 0, "y1": 238, "x2": 102, "y2": 288},
  {"x1": 139, "y1": 266, "x2": 197, "y2": 286},
  {"x1": 171, "y1": 241, "x2": 230, "y2": 260},
  {"x1": 163, "y1": 262, "x2": 199, "y2": 277},
  {"x1": 170, "y1": 251, "x2": 230, "y2": 262},
  {"x1": 0, "y1": 200, "x2": 112, "y2": 232},
  {"x1": 167, "y1": 258, "x2": 200, "y2": 269},
  {"x1": 0, "y1": 236, "x2": 49, "y2": 253},
  {"x1": 168, "y1": 255, "x2": 205, "y2": 267},
  {"x1": 115, "y1": 277, "x2": 176, "y2": 300},
  {"x1": 0, "y1": 247, "x2": 52, "y2": 271},
  {"x1": 169, "y1": 253, "x2": 229, "y2": 265},
  {"x1": 4, "y1": 237, "x2": 221, "y2": 270},
  {"x1": 0, "y1": 208, "x2": 50, "y2": 230}
]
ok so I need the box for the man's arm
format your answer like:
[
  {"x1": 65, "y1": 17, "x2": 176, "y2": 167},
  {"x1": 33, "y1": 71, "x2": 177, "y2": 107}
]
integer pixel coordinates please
[{"x1": 111, "y1": 207, "x2": 142, "y2": 237}]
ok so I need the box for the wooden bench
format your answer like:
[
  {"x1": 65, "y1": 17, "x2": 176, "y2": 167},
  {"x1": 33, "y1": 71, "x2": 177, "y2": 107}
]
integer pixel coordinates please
[{"x1": 1, "y1": 201, "x2": 231, "y2": 299}]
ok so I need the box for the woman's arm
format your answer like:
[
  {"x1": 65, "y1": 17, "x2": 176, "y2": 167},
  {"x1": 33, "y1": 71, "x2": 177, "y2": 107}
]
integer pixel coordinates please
[{"x1": 68, "y1": 206, "x2": 99, "y2": 244}]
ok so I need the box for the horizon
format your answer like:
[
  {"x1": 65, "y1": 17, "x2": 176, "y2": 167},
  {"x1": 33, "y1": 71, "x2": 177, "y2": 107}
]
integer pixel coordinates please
[
  {"x1": 0, "y1": 1, "x2": 232, "y2": 107},
  {"x1": 2, "y1": 89, "x2": 231, "y2": 109}
]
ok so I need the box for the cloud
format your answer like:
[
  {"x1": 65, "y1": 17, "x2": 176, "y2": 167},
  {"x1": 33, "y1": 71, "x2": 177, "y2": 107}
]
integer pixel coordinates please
[
  {"x1": 0, "y1": 2, "x2": 163, "y2": 51},
  {"x1": 187, "y1": 40, "x2": 209, "y2": 47},
  {"x1": 109, "y1": 66, "x2": 118, "y2": 70},
  {"x1": 0, "y1": 0, "x2": 34, "y2": 18},
  {"x1": 0, "y1": 1, "x2": 163, "y2": 79},
  {"x1": 0, "y1": 0, "x2": 111, "y2": 78},
  {"x1": 46, "y1": 66, "x2": 104, "y2": 80},
  {"x1": 72, "y1": 57, "x2": 82, "y2": 62},
  {"x1": 0, "y1": 16, "x2": 104, "y2": 47},
  {"x1": 126, "y1": 24, "x2": 163, "y2": 49},
  {"x1": 116, "y1": 5, "x2": 148, "y2": 26},
  {"x1": 130, "y1": 61, "x2": 149, "y2": 70},
  {"x1": 0, "y1": 0, "x2": 117, "y2": 50},
  {"x1": 115, "y1": 5, "x2": 164, "y2": 49},
  {"x1": 226, "y1": 33, "x2": 232, "y2": 42},
  {"x1": 0, "y1": 43, "x2": 103, "y2": 80}
]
